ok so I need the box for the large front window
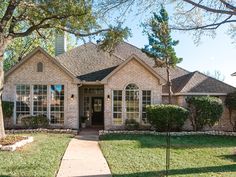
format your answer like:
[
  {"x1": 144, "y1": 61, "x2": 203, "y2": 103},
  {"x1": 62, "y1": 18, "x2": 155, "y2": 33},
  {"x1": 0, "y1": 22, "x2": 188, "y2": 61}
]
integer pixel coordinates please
[
  {"x1": 112, "y1": 84, "x2": 152, "y2": 125},
  {"x1": 16, "y1": 85, "x2": 30, "y2": 123},
  {"x1": 15, "y1": 84, "x2": 64, "y2": 125},
  {"x1": 125, "y1": 84, "x2": 139, "y2": 120}
]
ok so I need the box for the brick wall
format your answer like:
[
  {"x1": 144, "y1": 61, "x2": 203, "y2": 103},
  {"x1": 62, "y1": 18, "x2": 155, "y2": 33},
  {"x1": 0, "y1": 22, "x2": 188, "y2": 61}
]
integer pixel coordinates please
[
  {"x1": 3, "y1": 51, "x2": 79, "y2": 129},
  {"x1": 104, "y1": 58, "x2": 162, "y2": 129}
]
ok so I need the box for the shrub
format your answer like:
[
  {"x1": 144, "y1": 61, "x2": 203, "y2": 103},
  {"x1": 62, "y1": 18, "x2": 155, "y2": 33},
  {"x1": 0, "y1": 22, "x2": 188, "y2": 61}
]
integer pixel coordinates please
[
  {"x1": 186, "y1": 96, "x2": 224, "y2": 131},
  {"x1": 2, "y1": 101, "x2": 14, "y2": 118},
  {"x1": 21, "y1": 115, "x2": 49, "y2": 129},
  {"x1": 225, "y1": 92, "x2": 236, "y2": 131},
  {"x1": 125, "y1": 119, "x2": 139, "y2": 130},
  {"x1": 146, "y1": 104, "x2": 189, "y2": 131}
]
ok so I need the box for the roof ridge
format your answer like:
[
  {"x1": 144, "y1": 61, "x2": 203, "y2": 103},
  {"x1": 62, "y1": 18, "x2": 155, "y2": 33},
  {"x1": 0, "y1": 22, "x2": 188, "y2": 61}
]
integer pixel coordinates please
[
  {"x1": 122, "y1": 41, "x2": 190, "y2": 73},
  {"x1": 175, "y1": 72, "x2": 196, "y2": 93},
  {"x1": 195, "y1": 70, "x2": 236, "y2": 89}
]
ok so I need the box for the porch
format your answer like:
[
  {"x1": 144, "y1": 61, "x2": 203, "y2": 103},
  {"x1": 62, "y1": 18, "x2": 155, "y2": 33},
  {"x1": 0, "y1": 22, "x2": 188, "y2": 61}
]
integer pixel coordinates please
[{"x1": 79, "y1": 85, "x2": 105, "y2": 128}]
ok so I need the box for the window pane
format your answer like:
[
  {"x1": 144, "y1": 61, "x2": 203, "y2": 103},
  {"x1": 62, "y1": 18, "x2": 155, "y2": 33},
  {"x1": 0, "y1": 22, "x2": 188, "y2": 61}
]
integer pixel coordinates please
[
  {"x1": 83, "y1": 96, "x2": 90, "y2": 117},
  {"x1": 125, "y1": 84, "x2": 139, "y2": 121},
  {"x1": 16, "y1": 85, "x2": 31, "y2": 124},
  {"x1": 113, "y1": 90, "x2": 122, "y2": 125},
  {"x1": 33, "y1": 85, "x2": 47, "y2": 116},
  {"x1": 142, "y1": 90, "x2": 151, "y2": 124},
  {"x1": 50, "y1": 85, "x2": 64, "y2": 124}
]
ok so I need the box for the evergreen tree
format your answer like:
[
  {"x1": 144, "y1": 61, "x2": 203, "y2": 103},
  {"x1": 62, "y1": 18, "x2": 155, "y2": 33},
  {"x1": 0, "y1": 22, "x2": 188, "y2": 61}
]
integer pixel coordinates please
[
  {"x1": 142, "y1": 6, "x2": 182, "y2": 104},
  {"x1": 142, "y1": 6, "x2": 182, "y2": 176}
]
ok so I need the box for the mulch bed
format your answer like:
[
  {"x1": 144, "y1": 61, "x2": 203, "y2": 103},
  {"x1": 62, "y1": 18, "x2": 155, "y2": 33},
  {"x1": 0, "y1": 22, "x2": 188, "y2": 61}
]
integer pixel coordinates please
[{"x1": 0, "y1": 136, "x2": 27, "y2": 146}]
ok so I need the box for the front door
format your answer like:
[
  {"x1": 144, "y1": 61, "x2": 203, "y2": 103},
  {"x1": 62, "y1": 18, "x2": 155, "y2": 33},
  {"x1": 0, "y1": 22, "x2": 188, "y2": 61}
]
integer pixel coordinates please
[{"x1": 91, "y1": 97, "x2": 104, "y2": 125}]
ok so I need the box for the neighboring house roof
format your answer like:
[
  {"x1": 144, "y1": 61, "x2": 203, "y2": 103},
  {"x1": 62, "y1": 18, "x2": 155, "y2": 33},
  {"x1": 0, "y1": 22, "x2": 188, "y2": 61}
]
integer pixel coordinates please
[
  {"x1": 232, "y1": 72, "x2": 236, "y2": 76},
  {"x1": 5, "y1": 47, "x2": 77, "y2": 81}
]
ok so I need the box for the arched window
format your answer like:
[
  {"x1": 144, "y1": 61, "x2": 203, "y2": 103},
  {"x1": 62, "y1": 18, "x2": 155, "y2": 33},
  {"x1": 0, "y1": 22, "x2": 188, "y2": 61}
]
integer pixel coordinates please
[
  {"x1": 37, "y1": 62, "x2": 43, "y2": 72},
  {"x1": 125, "y1": 84, "x2": 139, "y2": 120}
]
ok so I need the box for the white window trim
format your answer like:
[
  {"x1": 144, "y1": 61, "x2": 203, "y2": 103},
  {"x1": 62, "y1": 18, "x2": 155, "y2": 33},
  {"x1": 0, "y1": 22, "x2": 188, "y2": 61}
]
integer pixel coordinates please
[
  {"x1": 112, "y1": 90, "x2": 123, "y2": 126},
  {"x1": 14, "y1": 84, "x2": 65, "y2": 126},
  {"x1": 125, "y1": 84, "x2": 140, "y2": 122}
]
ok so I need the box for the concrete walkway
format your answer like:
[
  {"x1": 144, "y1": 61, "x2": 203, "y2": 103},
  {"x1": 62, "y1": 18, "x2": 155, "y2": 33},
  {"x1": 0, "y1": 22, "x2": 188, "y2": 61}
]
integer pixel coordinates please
[{"x1": 57, "y1": 129, "x2": 112, "y2": 177}]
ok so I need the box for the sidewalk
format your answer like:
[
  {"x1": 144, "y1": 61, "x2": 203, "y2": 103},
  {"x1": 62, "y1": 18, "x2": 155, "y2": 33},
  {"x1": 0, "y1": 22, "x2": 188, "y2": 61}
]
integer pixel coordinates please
[{"x1": 56, "y1": 129, "x2": 112, "y2": 177}]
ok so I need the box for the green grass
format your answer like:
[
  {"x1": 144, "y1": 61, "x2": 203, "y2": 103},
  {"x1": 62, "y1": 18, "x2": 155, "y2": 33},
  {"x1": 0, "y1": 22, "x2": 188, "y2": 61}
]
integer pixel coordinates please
[
  {"x1": 0, "y1": 133, "x2": 72, "y2": 177},
  {"x1": 99, "y1": 134, "x2": 236, "y2": 177}
]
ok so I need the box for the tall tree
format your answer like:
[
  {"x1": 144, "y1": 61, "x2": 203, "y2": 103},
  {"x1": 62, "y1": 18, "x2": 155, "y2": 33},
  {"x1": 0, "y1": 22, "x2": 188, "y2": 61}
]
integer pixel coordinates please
[
  {"x1": 142, "y1": 6, "x2": 182, "y2": 176},
  {"x1": 142, "y1": 6, "x2": 182, "y2": 104},
  {"x1": 0, "y1": 0, "x2": 130, "y2": 138}
]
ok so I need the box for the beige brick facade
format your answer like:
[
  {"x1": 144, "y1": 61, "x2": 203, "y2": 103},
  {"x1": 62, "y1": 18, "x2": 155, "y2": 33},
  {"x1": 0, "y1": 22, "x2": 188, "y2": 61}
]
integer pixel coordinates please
[
  {"x1": 2, "y1": 48, "x2": 234, "y2": 131},
  {"x1": 104, "y1": 59, "x2": 162, "y2": 129},
  {"x1": 3, "y1": 51, "x2": 79, "y2": 129}
]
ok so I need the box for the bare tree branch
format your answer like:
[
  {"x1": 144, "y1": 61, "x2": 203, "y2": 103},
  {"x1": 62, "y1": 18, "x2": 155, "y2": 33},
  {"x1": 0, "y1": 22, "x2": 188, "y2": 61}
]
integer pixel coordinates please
[
  {"x1": 219, "y1": 0, "x2": 236, "y2": 11},
  {"x1": 182, "y1": 0, "x2": 236, "y2": 15},
  {"x1": 171, "y1": 15, "x2": 235, "y2": 30},
  {"x1": 57, "y1": 26, "x2": 110, "y2": 37}
]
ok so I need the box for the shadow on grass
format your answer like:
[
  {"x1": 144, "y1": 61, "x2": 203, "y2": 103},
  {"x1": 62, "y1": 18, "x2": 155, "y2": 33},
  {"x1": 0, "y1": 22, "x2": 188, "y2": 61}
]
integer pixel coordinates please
[
  {"x1": 112, "y1": 164, "x2": 236, "y2": 177},
  {"x1": 100, "y1": 134, "x2": 236, "y2": 149},
  {"x1": 218, "y1": 154, "x2": 236, "y2": 162}
]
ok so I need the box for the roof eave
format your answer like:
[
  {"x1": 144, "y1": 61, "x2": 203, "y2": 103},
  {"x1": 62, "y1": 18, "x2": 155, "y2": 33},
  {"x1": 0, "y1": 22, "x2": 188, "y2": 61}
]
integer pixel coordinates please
[
  {"x1": 162, "y1": 92, "x2": 228, "y2": 96},
  {"x1": 5, "y1": 47, "x2": 77, "y2": 81},
  {"x1": 101, "y1": 54, "x2": 166, "y2": 85}
]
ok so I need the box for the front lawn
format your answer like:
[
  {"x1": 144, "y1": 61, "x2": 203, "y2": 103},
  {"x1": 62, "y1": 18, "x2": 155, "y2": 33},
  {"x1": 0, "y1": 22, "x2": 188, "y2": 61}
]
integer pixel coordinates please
[
  {"x1": 0, "y1": 133, "x2": 72, "y2": 177},
  {"x1": 99, "y1": 134, "x2": 236, "y2": 177}
]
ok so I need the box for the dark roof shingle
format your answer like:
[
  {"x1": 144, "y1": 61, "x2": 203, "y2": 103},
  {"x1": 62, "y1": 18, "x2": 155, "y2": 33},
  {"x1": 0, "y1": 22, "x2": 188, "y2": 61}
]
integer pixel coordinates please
[{"x1": 56, "y1": 42, "x2": 235, "y2": 94}]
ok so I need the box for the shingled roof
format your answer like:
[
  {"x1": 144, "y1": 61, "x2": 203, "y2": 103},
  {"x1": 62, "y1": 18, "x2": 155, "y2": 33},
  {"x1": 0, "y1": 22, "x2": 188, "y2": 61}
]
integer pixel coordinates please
[
  {"x1": 172, "y1": 71, "x2": 235, "y2": 94},
  {"x1": 56, "y1": 42, "x2": 235, "y2": 94}
]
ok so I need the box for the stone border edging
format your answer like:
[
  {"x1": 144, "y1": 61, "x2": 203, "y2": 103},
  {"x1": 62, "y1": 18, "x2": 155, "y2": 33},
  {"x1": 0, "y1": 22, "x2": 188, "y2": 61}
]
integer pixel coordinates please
[
  {"x1": 5, "y1": 128, "x2": 78, "y2": 135},
  {"x1": 99, "y1": 130, "x2": 236, "y2": 136},
  {"x1": 1, "y1": 136, "x2": 34, "y2": 151}
]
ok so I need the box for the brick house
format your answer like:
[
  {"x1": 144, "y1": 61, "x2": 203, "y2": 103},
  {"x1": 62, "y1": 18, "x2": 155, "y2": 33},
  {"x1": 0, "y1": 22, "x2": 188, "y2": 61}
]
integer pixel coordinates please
[{"x1": 3, "y1": 40, "x2": 236, "y2": 131}]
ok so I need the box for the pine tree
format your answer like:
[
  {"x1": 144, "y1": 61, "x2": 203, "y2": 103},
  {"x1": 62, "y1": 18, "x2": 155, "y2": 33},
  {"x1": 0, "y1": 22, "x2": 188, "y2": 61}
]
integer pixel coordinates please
[
  {"x1": 142, "y1": 6, "x2": 182, "y2": 104},
  {"x1": 142, "y1": 6, "x2": 182, "y2": 176}
]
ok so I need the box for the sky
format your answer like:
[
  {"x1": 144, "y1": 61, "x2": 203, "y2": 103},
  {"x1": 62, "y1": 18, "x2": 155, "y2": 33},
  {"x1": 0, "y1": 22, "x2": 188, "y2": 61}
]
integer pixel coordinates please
[
  {"x1": 76, "y1": 4, "x2": 236, "y2": 87},
  {"x1": 93, "y1": 1, "x2": 236, "y2": 87},
  {"x1": 121, "y1": 12, "x2": 236, "y2": 87}
]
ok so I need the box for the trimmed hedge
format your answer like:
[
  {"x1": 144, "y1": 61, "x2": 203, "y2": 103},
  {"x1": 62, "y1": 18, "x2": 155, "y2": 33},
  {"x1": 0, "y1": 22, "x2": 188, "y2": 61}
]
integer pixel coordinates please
[
  {"x1": 146, "y1": 104, "x2": 189, "y2": 131},
  {"x1": 2, "y1": 101, "x2": 14, "y2": 118},
  {"x1": 186, "y1": 96, "x2": 223, "y2": 131},
  {"x1": 125, "y1": 118, "x2": 139, "y2": 130},
  {"x1": 21, "y1": 115, "x2": 49, "y2": 129}
]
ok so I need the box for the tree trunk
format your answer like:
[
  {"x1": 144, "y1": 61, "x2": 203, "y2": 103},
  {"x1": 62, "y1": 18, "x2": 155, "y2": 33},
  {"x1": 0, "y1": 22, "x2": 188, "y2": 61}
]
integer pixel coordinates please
[
  {"x1": 0, "y1": 55, "x2": 5, "y2": 138},
  {"x1": 0, "y1": 35, "x2": 7, "y2": 139},
  {"x1": 166, "y1": 67, "x2": 172, "y2": 104}
]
